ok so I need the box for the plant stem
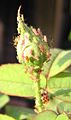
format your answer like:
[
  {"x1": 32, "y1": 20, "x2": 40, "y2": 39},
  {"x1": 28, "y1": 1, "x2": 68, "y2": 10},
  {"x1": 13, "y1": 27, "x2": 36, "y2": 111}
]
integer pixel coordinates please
[{"x1": 34, "y1": 75, "x2": 43, "y2": 113}]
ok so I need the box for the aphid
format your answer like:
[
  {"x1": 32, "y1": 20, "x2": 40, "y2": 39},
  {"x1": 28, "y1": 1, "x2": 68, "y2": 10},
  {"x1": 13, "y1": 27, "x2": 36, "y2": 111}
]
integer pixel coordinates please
[
  {"x1": 14, "y1": 34, "x2": 20, "y2": 46},
  {"x1": 39, "y1": 44, "x2": 45, "y2": 53},
  {"x1": 41, "y1": 89, "x2": 49, "y2": 104}
]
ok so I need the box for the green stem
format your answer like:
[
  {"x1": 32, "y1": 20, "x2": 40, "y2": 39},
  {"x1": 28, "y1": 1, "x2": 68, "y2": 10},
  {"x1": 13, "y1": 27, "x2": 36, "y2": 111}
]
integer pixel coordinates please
[{"x1": 34, "y1": 75, "x2": 43, "y2": 113}]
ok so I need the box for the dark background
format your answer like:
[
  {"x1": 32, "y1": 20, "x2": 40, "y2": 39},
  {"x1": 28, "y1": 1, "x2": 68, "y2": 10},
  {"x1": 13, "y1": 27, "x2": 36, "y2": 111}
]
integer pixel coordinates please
[{"x1": 0, "y1": 0, "x2": 71, "y2": 64}]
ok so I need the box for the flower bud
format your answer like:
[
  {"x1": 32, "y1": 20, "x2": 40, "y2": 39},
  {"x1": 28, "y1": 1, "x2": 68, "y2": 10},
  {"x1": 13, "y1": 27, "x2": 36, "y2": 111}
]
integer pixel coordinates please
[{"x1": 14, "y1": 7, "x2": 51, "y2": 71}]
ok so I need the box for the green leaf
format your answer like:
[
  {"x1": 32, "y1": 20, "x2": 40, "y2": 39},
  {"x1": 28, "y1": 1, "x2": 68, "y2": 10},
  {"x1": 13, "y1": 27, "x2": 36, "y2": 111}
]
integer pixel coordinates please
[
  {"x1": 48, "y1": 72, "x2": 71, "y2": 93},
  {"x1": 0, "y1": 64, "x2": 34, "y2": 97},
  {"x1": 0, "y1": 64, "x2": 46, "y2": 98},
  {"x1": 56, "y1": 113, "x2": 69, "y2": 120},
  {"x1": 33, "y1": 110, "x2": 57, "y2": 120},
  {"x1": 47, "y1": 72, "x2": 71, "y2": 102},
  {"x1": 54, "y1": 91, "x2": 71, "y2": 102},
  {"x1": 42, "y1": 48, "x2": 62, "y2": 77},
  {"x1": 0, "y1": 94, "x2": 9, "y2": 109},
  {"x1": 6, "y1": 105, "x2": 36, "y2": 120},
  {"x1": 0, "y1": 114, "x2": 16, "y2": 120},
  {"x1": 46, "y1": 97, "x2": 62, "y2": 113},
  {"x1": 48, "y1": 50, "x2": 71, "y2": 78},
  {"x1": 57, "y1": 102, "x2": 71, "y2": 119}
]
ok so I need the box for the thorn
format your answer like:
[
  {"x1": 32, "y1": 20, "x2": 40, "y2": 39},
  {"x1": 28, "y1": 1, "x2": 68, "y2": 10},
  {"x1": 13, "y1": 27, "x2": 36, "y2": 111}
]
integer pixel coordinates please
[{"x1": 17, "y1": 6, "x2": 21, "y2": 22}]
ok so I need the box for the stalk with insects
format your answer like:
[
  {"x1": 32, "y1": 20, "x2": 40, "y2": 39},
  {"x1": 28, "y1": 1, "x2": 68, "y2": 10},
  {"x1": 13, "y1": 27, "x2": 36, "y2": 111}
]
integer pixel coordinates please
[{"x1": 14, "y1": 6, "x2": 51, "y2": 113}]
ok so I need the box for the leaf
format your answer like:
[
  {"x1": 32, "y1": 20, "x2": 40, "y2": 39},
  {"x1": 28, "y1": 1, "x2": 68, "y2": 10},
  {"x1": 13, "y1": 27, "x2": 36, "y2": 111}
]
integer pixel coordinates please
[
  {"x1": 0, "y1": 94, "x2": 9, "y2": 109},
  {"x1": 33, "y1": 110, "x2": 57, "y2": 120},
  {"x1": 46, "y1": 97, "x2": 62, "y2": 113},
  {"x1": 0, "y1": 64, "x2": 34, "y2": 97},
  {"x1": 49, "y1": 89, "x2": 71, "y2": 103},
  {"x1": 57, "y1": 102, "x2": 71, "y2": 119},
  {"x1": 6, "y1": 105, "x2": 36, "y2": 120},
  {"x1": 0, "y1": 114, "x2": 16, "y2": 120},
  {"x1": 47, "y1": 72, "x2": 71, "y2": 93},
  {"x1": 0, "y1": 64, "x2": 46, "y2": 97},
  {"x1": 48, "y1": 50, "x2": 71, "y2": 78},
  {"x1": 56, "y1": 113, "x2": 69, "y2": 120},
  {"x1": 42, "y1": 48, "x2": 62, "y2": 77},
  {"x1": 47, "y1": 72, "x2": 71, "y2": 102},
  {"x1": 65, "y1": 66, "x2": 71, "y2": 72}
]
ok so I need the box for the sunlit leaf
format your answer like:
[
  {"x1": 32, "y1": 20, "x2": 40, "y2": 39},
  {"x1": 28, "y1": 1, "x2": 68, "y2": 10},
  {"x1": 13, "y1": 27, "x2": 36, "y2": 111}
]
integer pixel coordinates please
[
  {"x1": 33, "y1": 110, "x2": 57, "y2": 120},
  {"x1": 47, "y1": 72, "x2": 71, "y2": 102},
  {"x1": 0, "y1": 64, "x2": 34, "y2": 97},
  {"x1": 57, "y1": 102, "x2": 71, "y2": 119},
  {"x1": 48, "y1": 72, "x2": 71, "y2": 93},
  {"x1": 42, "y1": 48, "x2": 62, "y2": 77},
  {"x1": 0, "y1": 94, "x2": 9, "y2": 109},
  {"x1": 46, "y1": 97, "x2": 61, "y2": 113},
  {"x1": 48, "y1": 50, "x2": 71, "y2": 78},
  {"x1": 0, "y1": 64, "x2": 46, "y2": 97},
  {"x1": 0, "y1": 114, "x2": 16, "y2": 120},
  {"x1": 56, "y1": 113, "x2": 69, "y2": 120}
]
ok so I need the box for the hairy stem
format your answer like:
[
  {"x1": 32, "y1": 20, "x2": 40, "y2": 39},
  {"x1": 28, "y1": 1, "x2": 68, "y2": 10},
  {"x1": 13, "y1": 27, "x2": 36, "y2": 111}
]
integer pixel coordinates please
[{"x1": 34, "y1": 76, "x2": 43, "y2": 113}]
